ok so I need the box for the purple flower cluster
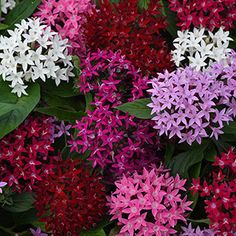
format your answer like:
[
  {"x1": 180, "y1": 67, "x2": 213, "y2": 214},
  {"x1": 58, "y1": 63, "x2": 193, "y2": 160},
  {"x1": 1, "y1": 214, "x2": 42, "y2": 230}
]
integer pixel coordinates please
[
  {"x1": 70, "y1": 50, "x2": 160, "y2": 173},
  {"x1": 107, "y1": 166, "x2": 192, "y2": 236},
  {"x1": 148, "y1": 51, "x2": 236, "y2": 145},
  {"x1": 180, "y1": 223, "x2": 216, "y2": 236}
]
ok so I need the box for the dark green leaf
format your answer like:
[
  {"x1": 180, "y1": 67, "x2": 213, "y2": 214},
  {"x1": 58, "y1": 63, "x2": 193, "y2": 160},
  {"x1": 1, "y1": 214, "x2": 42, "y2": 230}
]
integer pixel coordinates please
[
  {"x1": 41, "y1": 79, "x2": 79, "y2": 97},
  {"x1": 12, "y1": 209, "x2": 37, "y2": 226},
  {"x1": 81, "y1": 228, "x2": 106, "y2": 236},
  {"x1": 4, "y1": 0, "x2": 41, "y2": 29},
  {"x1": 204, "y1": 145, "x2": 217, "y2": 162},
  {"x1": 3, "y1": 192, "x2": 34, "y2": 213},
  {"x1": 0, "y1": 81, "x2": 40, "y2": 139},
  {"x1": 138, "y1": 0, "x2": 150, "y2": 9},
  {"x1": 161, "y1": 0, "x2": 177, "y2": 37},
  {"x1": 116, "y1": 98, "x2": 152, "y2": 119},
  {"x1": 189, "y1": 162, "x2": 201, "y2": 178},
  {"x1": 36, "y1": 107, "x2": 84, "y2": 122},
  {"x1": 85, "y1": 93, "x2": 94, "y2": 112},
  {"x1": 164, "y1": 143, "x2": 175, "y2": 166},
  {"x1": 168, "y1": 141, "x2": 210, "y2": 178},
  {"x1": 188, "y1": 218, "x2": 210, "y2": 225}
]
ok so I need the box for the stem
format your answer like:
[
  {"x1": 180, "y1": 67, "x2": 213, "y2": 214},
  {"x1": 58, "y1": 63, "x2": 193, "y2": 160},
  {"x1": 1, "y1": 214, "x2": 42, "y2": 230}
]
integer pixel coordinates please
[{"x1": 0, "y1": 226, "x2": 15, "y2": 235}]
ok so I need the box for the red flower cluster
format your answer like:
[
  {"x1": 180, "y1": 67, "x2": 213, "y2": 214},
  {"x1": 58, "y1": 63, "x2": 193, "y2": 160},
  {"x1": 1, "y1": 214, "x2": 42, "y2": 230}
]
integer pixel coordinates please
[
  {"x1": 34, "y1": 160, "x2": 107, "y2": 235},
  {"x1": 84, "y1": 0, "x2": 173, "y2": 75},
  {"x1": 191, "y1": 148, "x2": 236, "y2": 235},
  {"x1": 168, "y1": 0, "x2": 236, "y2": 30},
  {"x1": 0, "y1": 116, "x2": 58, "y2": 192}
]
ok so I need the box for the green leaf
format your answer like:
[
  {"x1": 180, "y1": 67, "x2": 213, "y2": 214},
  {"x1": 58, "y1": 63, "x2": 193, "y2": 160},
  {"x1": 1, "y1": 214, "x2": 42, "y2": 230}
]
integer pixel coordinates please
[
  {"x1": 81, "y1": 228, "x2": 106, "y2": 236},
  {"x1": 85, "y1": 92, "x2": 94, "y2": 112},
  {"x1": 0, "y1": 81, "x2": 40, "y2": 139},
  {"x1": 168, "y1": 141, "x2": 210, "y2": 178},
  {"x1": 12, "y1": 209, "x2": 37, "y2": 226},
  {"x1": 0, "y1": 23, "x2": 9, "y2": 30},
  {"x1": 138, "y1": 0, "x2": 150, "y2": 9},
  {"x1": 161, "y1": 0, "x2": 177, "y2": 37},
  {"x1": 204, "y1": 145, "x2": 217, "y2": 162},
  {"x1": 164, "y1": 143, "x2": 175, "y2": 166},
  {"x1": 116, "y1": 98, "x2": 152, "y2": 119},
  {"x1": 41, "y1": 79, "x2": 79, "y2": 97},
  {"x1": 4, "y1": 0, "x2": 41, "y2": 29},
  {"x1": 188, "y1": 218, "x2": 210, "y2": 225},
  {"x1": 189, "y1": 162, "x2": 202, "y2": 178},
  {"x1": 36, "y1": 107, "x2": 84, "y2": 122},
  {"x1": 3, "y1": 192, "x2": 34, "y2": 213}
]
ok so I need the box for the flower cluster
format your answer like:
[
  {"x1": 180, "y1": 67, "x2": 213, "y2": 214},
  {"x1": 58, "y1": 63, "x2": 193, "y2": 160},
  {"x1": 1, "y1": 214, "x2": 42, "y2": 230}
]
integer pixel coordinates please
[
  {"x1": 0, "y1": 116, "x2": 59, "y2": 192},
  {"x1": 84, "y1": 0, "x2": 173, "y2": 74},
  {"x1": 180, "y1": 223, "x2": 216, "y2": 236},
  {"x1": 168, "y1": 0, "x2": 236, "y2": 30},
  {"x1": 35, "y1": 0, "x2": 94, "y2": 56},
  {"x1": 0, "y1": 18, "x2": 74, "y2": 97},
  {"x1": 34, "y1": 160, "x2": 107, "y2": 235},
  {"x1": 0, "y1": 182, "x2": 7, "y2": 194},
  {"x1": 172, "y1": 27, "x2": 232, "y2": 70},
  {"x1": 1, "y1": 0, "x2": 15, "y2": 14},
  {"x1": 190, "y1": 148, "x2": 236, "y2": 235},
  {"x1": 148, "y1": 54, "x2": 236, "y2": 145},
  {"x1": 72, "y1": 50, "x2": 160, "y2": 173},
  {"x1": 107, "y1": 166, "x2": 192, "y2": 236}
]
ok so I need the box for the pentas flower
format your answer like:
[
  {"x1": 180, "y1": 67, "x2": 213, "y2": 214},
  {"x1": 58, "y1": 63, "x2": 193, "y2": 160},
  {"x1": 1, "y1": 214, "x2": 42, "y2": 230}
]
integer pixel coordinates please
[
  {"x1": 72, "y1": 50, "x2": 160, "y2": 173},
  {"x1": 168, "y1": 0, "x2": 236, "y2": 30},
  {"x1": 77, "y1": 50, "x2": 150, "y2": 106},
  {"x1": 0, "y1": 116, "x2": 59, "y2": 192},
  {"x1": 172, "y1": 27, "x2": 233, "y2": 70},
  {"x1": 35, "y1": 0, "x2": 94, "y2": 56},
  {"x1": 84, "y1": 0, "x2": 173, "y2": 75},
  {"x1": 180, "y1": 223, "x2": 216, "y2": 235},
  {"x1": 148, "y1": 54, "x2": 236, "y2": 145},
  {"x1": 107, "y1": 166, "x2": 192, "y2": 236},
  {"x1": 30, "y1": 228, "x2": 48, "y2": 236},
  {"x1": 0, "y1": 18, "x2": 74, "y2": 97},
  {"x1": 1, "y1": 0, "x2": 15, "y2": 14},
  {"x1": 34, "y1": 159, "x2": 107, "y2": 235},
  {"x1": 190, "y1": 148, "x2": 236, "y2": 235}
]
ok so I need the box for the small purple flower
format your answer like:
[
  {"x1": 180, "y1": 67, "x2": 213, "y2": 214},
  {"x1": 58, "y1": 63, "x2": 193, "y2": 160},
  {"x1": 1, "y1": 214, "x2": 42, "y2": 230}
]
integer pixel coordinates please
[
  {"x1": 30, "y1": 227, "x2": 48, "y2": 236},
  {"x1": 180, "y1": 223, "x2": 216, "y2": 236},
  {"x1": 0, "y1": 181, "x2": 7, "y2": 193},
  {"x1": 54, "y1": 121, "x2": 72, "y2": 138}
]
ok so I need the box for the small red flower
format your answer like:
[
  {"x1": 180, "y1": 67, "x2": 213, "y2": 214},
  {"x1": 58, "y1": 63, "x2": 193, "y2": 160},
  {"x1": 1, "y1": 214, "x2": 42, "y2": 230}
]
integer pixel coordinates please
[{"x1": 34, "y1": 159, "x2": 107, "y2": 235}]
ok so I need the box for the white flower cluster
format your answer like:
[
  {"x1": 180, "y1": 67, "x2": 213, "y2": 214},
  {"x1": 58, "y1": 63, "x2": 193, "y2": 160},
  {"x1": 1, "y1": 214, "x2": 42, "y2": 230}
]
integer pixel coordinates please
[
  {"x1": 171, "y1": 27, "x2": 233, "y2": 71},
  {"x1": 1, "y1": 0, "x2": 15, "y2": 14},
  {"x1": 0, "y1": 18, "x2": 74, "y2": 97}
]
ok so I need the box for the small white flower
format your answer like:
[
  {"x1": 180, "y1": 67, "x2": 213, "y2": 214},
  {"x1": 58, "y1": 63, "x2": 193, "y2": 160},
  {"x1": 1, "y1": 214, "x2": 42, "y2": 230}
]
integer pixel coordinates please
[
  {"x1": 172, "y1": 27, "x2": 233, "y2": 70},
  {"x1": 0, "y1": 18, "x2": 74, "y2": 97},
  {"x1": 1, "y1": 0, "x2": 15, "y2": 14}
]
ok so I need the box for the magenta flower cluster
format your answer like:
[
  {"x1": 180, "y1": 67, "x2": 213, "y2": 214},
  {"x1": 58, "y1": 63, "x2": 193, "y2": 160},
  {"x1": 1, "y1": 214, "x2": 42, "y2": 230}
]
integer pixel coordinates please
[
  {"x1": 107, "y1": 166, "x2": 192, "y2": 236},
  {"x1": 148, "y1": 51, "x2": 236, "y2": 145},
  {"x1": 70, "y1": 50, "x2": 160, "y2": 173},
  {"x1": 35, "y1": 0, "x2": 94, "y2": 56}
]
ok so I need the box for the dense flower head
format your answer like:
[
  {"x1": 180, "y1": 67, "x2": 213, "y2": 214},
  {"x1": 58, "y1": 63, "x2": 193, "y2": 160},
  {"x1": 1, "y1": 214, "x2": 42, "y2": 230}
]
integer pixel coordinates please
[
  {"x1": 107, "y1": 166, "x2": 192, "y2": 236},
  {"x1": 148, "y1": 53, "x2": 236, "y2": 145},
  {"x1": 168, "y1": 0, "x2": 236, "y2": 30},
  {"x1": 0, "y1": 116, "x2": 59, "y2": 192},
  {"x1": 34, "y1": 159, "x2": 107, "y2": 235},
  {"x1": 172, "y1": 27, "x2": 233, "y2": 70},
  {"x1": 35, "y1": 0, "x2": 95, "y2": 56},
  {"x1": 190, "y1": 148, "x2": 236, "y2": 235},
  {"x1": 1, "y1": 0, "x2": 15, "y2": 14},
  {"x1": 77, "y1": 50, "x2": 150, "y2": 106},
  {"x1": 180, "y1": 223, "x2": 216, "y2": 236},
  {"x1": 0, "y1": 18, "x2": 74, "y2": 97},
  {"x1": 72, "y1": 50, "x2": 160, "y2": 173},
  {"x1": 84, "y1": 0, "x2": 173, "y2": 75}
]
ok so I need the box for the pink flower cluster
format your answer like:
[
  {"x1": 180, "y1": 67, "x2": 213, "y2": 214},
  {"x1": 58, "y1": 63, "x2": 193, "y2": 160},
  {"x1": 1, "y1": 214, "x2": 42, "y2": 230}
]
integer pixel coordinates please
[
  {"x1": 148, "y1": 54, "x2": 236, "y2": 145},
  {"x1": 0, "y1": 116, "x2": 59, "y2": 192},
  {"x1": 168, "y1": 0, "x2": 236, "y2": 30},
  {"x1": 107, "y1": 166, "x2": 192, "y2": 236},
  {"x1": 70, "y1": 50, "x2": 160, "y2": 173},
  {"x1": 191, "y1": 148, "x2": 236, "y2": 235},
  {"x1": 35, "y1": 0, "x2": 95, "y2": 56}
]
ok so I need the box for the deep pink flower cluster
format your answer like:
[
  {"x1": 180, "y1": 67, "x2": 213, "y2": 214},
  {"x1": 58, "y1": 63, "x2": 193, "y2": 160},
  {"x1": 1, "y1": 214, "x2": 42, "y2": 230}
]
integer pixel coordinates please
[
  {"x1": 78, "y1": 50, "x2": 150, "y2": 106},
  {"x1": 71, "y1": 50, "x2": 160, "y2": 172},
  {"x1": 191, "y1": 148, "x2": 236, "y2": 235},
  {"x1": 107, "y1": 166, "x2": 192, "y2": 236},
  {"x1": 148, "y1": 53, "x2": 236, "y2": 145},
  {"x1": 35, "y1": 0, "x2": 95, "y2": 56},
  {"x1": 168, "y1": 0, "x2": 236, "y2": 30},
  {"x1": 0, "y1": 116, "x2": 59, "y2": 192}
]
